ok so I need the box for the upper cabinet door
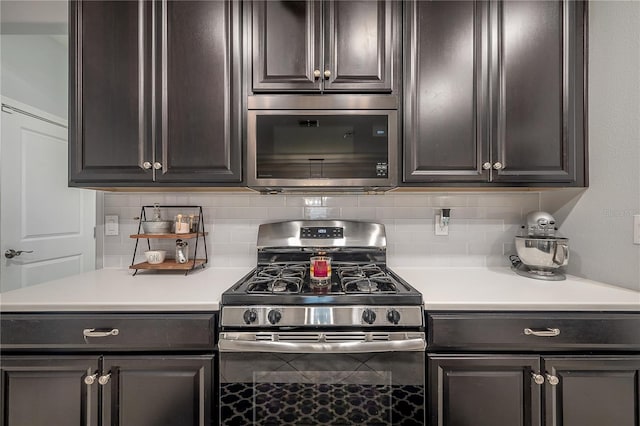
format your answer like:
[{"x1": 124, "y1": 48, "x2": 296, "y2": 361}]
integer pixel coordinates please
[
  {"x1": 403, "y1": 0, "x2": 488, "y2": 183},
  {"x1": 323, "y1": 0, "x2": 398, "y2": 92},
  {"x1": 490, "y1": 0, "x2": 586, "y2": 184},
  {"x1": 250, "y1": 0, "x2": 399, "y2": 93},
  {"x1": 252, "y1": 0, "x2": 322, "y2": 92},
  {"x1": 69, "y1": 0, "x2": 153, "y2": 184},
  {"x1": 155, "y1": 0, "x2": 242, "y2": 183}
]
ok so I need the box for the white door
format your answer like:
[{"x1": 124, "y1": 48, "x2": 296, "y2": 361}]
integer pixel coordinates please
[{"x1": 0, "y1": 98, "x2": 95, "y2": 292}]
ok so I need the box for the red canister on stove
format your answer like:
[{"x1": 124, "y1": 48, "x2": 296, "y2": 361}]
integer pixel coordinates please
[{"x1": 310, "y1": 252, "x2": 332, "y2": 287}]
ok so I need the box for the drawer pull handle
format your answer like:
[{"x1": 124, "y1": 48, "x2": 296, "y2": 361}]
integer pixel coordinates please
[
  {"x1": 83, "y1": 328, "x2": 120, "y2": 338},
  {"x1": 524, "y1": 328, "x2": 560, "y2": 337}
]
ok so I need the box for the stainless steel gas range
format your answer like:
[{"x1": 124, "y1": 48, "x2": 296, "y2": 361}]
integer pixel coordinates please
[{"x1": 218, "y1": 220, "x2": 425, "y2": 426}]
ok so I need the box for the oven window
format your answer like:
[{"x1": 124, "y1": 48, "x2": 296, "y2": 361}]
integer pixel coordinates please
[
  {"x1": 219, "y1": 352, "x2": 424, "y2": 425},
  {"x1": 255, "y1": 115, "x2": 389, "y2": 179}
]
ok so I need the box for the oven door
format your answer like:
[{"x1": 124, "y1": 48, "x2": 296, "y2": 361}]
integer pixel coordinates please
[{"x1": 218, "y1": 331, "x2": 425, "y2": 425}]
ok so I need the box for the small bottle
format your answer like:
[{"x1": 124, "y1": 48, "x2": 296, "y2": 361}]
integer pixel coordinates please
[{"x1": 175, "y1": 214, "x2": 189, "y2": 234}]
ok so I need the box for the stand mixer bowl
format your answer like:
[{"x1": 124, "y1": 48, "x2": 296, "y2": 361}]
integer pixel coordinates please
[{"x1": 515, "y1": 236, "x2": 569, "y2": 273}]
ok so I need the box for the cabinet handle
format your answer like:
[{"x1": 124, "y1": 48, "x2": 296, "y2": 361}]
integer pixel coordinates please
[
  {"x1": 546, "y1": 373, "x2": 560, "y2": 386},
  {"x1": 493, "y1": 162, "x2": 504, "y2": 170},
  {"x1": 482, "y1": 162, "x2": 492, "y2": 170},
  {"x1": 143, "y1": 161, "x2": 152, "y2": 170},
  {"x1": 324, "y1": 70, "x2": 331, "y2": 79},
  {"x1": 84, "y1": 372, "x2": 98, "y2": 385},
  {"x1": 83, "y1": 328, "x2": 120, "y2": 338},
  {"x1": 153, "y1": 162, "x2": 162, "y2": 170},
  {"x1": 524, "y1": 328, "x2": 560, "y2": 337},
  {"x1": 531, "y1": 372, "x2": 545, "y2": 385},
  {"x1": 98, "y1": 373, "x2": 111, "y2": 386},
  {"x1": 313, "y1": 69, "x2": 321, "y2": 79}
]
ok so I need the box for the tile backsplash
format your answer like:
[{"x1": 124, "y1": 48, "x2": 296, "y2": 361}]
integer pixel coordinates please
[{"x1": 101, "y1": 192, "x2": 540, "y2": 269}]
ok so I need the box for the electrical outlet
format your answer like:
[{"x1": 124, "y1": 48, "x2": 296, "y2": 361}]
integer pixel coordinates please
[
  {"x1": 634, "y1": 215, "x2": 640, "y2": 245},
  {"x1": 105, "y1": 215, "x2": 119, "y2": 236},
  {"x1": 434, "y1": 214, "x2": 449, "y2": 236}
]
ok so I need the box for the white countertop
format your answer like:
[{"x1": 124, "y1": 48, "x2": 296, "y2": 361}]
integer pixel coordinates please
[
  {"x1": 1, "y1": 266, "x2": 638, "y2": 312},
  {"x1": 0, "y1": 267, "x2": 251, "y2": 312},
  {"x1": 392, "y1": 267, "x2": 640, "y2": 312}
]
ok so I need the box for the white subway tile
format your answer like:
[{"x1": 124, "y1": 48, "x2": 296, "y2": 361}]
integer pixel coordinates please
[
  {"x1": 358, "y1": 194, "x2": 395, "y2": 207},
  {"x1": 341, "y1": 207, "x2": 377, "y2": 221},
  {"x1": 286, "y1": 196, "x2": 322, "y2": 207},
  {"x1": 250, "y1": 194, "x2": 286, "y2": 207},
  {"x1": 215, "y1": 207, "x2": 268, "y2": 220},
  {"x1": 267, "y1": 207, "x2": 304, "y2": 220},
  {"x1": 322, "y1": 196, "x2": 358, "y2": 207},
  {"x1": 392, "y1": 194, "x2": 429, "y2": 207},
  {"x1": 304, "y1": 207, "x2": 341, "y2": 219}
]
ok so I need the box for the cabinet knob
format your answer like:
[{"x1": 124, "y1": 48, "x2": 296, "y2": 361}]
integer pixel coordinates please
[
  {"x1": 324, "y1": 70, "x2": 331, "y2": 79},
  {"x1": 546, "y1": 373, "x2": 559, "y2": 386},
  {"x1": 482, "y1": 162, "x2": 492, "y2": 170},
  {"x1": 531, "y1": 372, "x2": 545, "y2": 385},
  {"x1": 84, "y1": 372, "x2": 98, "y2": 385},
  {"x1": 143, "y1": 161, "x2": 152, "y2": 170},
  {"x1": 98, "y1": 373, "x2": 112, "y2": 385},
  {"x1": 493, "y1": 162, "x2": 504, "y2": 170},
  {"x1": 153, "y1": 162, "x2": 162, "y2": 170},
  {"x1": 313, "y1": 69, "x2": 321, "y2": 79}
]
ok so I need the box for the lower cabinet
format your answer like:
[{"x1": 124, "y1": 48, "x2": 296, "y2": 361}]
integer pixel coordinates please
[
  {"x1": 0, "y1": 312, "x2": 217, "y2": 426},
  {"x1": 429, "y1": 355, "x2": 640, "y2": 426},
  {"x1": 0, "y1": 356, "x2": 99, "y2": 426},
  {"x1": 427, "y1": 312, "x2": 640, "y2": 426},
  {"x1": 428, "y1": 355, "x2": 541, "y2": 426},
  {"x1": 1, "y1": 355, "x2": 213, "y2": 426},
  {"x1": 544, "y1": 357, "x2": 640, "y2": 426}
]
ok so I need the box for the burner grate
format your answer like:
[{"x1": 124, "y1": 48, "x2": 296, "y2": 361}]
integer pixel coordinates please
[
  {"x1": 337, "y1": 264, "x2": 398, "y2": 294},
  {"x1": 247, "y1": 264, "x2": 306, "y2": 294}
]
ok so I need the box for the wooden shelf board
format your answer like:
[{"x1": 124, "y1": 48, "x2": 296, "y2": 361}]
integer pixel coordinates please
[
  {"x1": 129, "y1": 232, "x2": 208, "y2": 239},
  {"x1": 129, "y1": 259, "x2": 207, "y2": 270}
]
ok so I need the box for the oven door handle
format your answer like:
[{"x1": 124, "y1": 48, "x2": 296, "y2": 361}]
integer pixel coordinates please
[{"x1": 218, "y1": 336, "x2": 426, "y2": 353}]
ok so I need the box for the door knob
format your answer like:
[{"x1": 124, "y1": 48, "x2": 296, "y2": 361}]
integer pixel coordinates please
[
  {"x1": 4, "y1": 249, "x2": 33, "y2": 259},
  {"x1": 313, "y1": 69, "x2": 321, "y2": 79},
  {"x1": 482, "y1": 162, "x2": 492, "y2": 170},
  {"x1": 153, "y1": 162, "x2": 162, "y2": 170},
  {"x1": 493, "y1": 162, "x2": 504, "y2": 170},
  {"x1": 324, "y1": 70, "x2": 331, "y2": 79},
  {"x1": 142, "y1": 161, "x2": 152, "y2": 170}
]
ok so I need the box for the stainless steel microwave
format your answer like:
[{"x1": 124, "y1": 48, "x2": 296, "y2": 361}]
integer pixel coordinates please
[{"x1": 247, "y1": 108, "x2": 398, "y2": 191}]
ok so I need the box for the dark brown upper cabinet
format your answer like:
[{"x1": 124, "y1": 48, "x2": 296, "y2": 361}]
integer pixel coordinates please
[
  {"x1": 403, "y1": 0, "x2": 587, "y2": 186},
  {"x1": 69, "y1": 0, "x2": 242, "y2": 187},
  {"x1": 250, "y1": 0, "x2": 400, "y2": 93}
]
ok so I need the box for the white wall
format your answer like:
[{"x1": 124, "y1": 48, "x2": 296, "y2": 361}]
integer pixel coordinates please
[
  {"x1": 541, "y1": 1, "x2": 640, "y2": 291},
  {"x1": 1, "y1": 34, "x2": 68, "y2": 118}
]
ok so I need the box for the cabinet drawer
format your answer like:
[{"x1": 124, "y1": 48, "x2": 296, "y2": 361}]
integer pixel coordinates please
[
  {"x1": 427, "y1": 313, "x2": 640, "y2": 351},
  {"x1": 0, "y1": 313, "x2": 215, "y2": 352}
]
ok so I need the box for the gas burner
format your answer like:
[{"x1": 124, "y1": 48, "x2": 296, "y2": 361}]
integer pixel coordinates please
[{"x1": 357, "y1": 280, "x2": 378, "y2": 292}]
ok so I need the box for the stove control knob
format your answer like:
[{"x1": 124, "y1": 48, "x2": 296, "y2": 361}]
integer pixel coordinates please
[
  {"x1": 362, "y1": 309, "x2": 377, "y2": 325},
  {"x1": 243, "y1": 309, "x2": 258, "y2": 324},
  {"x1": 387, "y1": 309, "x2": 401, "y2": 325},
  {"x1": 267, "y1": 310, "x2": 282, "y2": 325}
]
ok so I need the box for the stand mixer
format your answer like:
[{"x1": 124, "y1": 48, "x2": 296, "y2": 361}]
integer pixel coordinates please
[{"x1": 511, "y1": 211, "x2": 569, "y2": 281}]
